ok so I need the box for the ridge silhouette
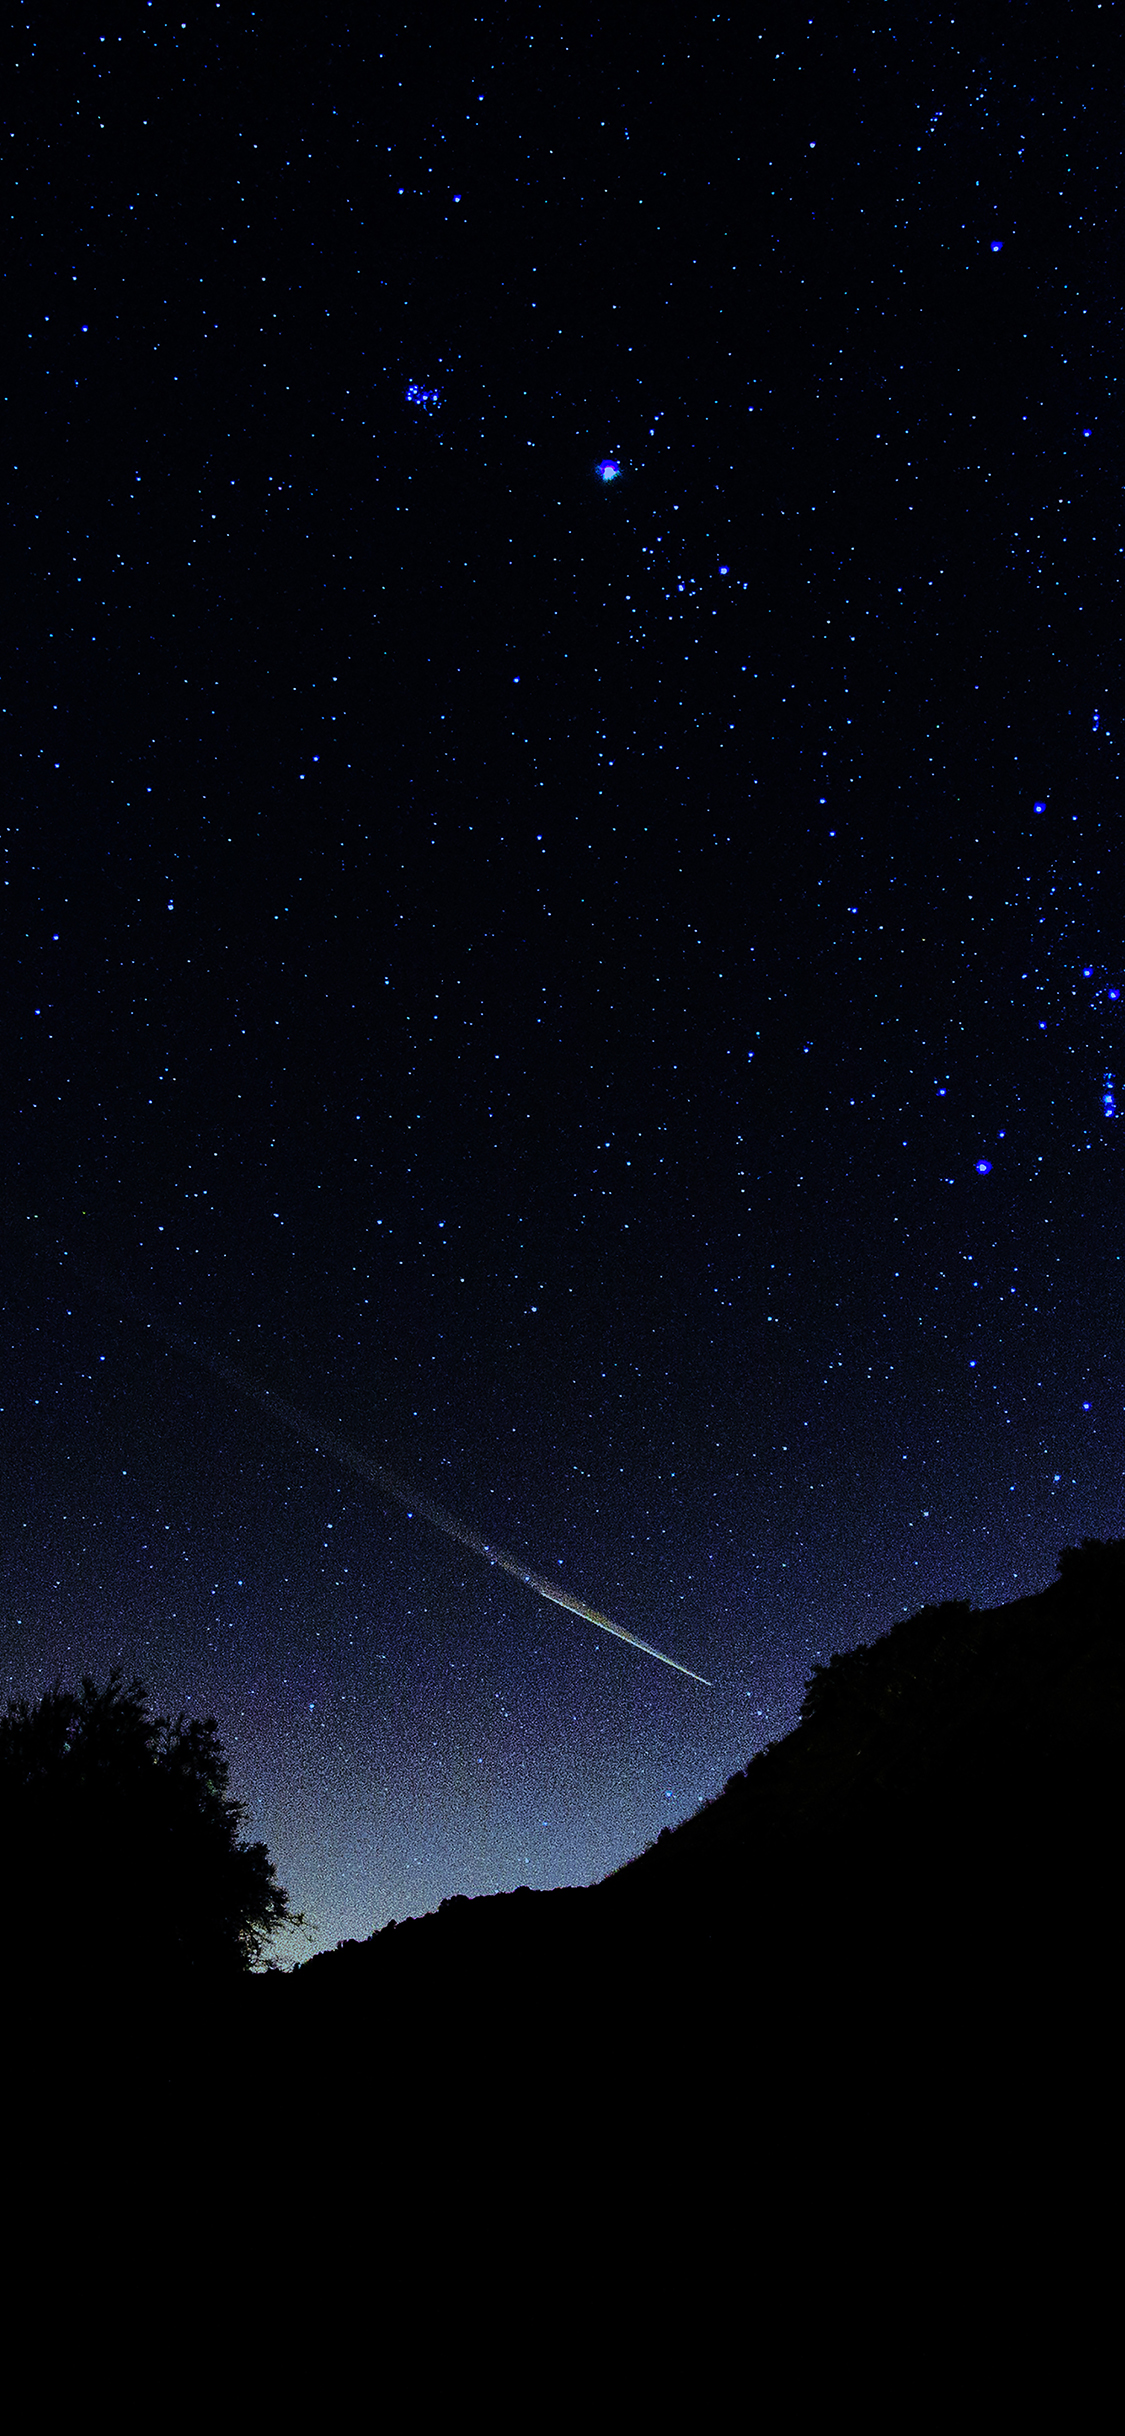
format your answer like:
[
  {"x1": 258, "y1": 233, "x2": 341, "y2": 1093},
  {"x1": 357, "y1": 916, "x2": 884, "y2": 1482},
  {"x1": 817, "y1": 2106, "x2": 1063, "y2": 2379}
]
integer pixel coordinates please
[
  {"x1": 11, "y1": 1541, "x2": 1117, "y2": 2068},
  {"x1": 7, "y1": 1541, "x2": 1116, "y2": 2342},
  {"x1": 276, "y1": 1536, "x2": 1120, "y2": 2059}
]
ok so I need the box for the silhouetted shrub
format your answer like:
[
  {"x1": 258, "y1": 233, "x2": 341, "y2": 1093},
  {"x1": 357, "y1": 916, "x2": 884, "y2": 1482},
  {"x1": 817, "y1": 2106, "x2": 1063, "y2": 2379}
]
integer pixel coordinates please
[
  {"x1": 799, "y1": 1602, "x2": 976, "y2": 1731},
  {"x1": 1, "y1": 1669, "x2": 298, "y2": 1987},
  {"x1": 1056, "y1": 1539, "x2": 1125, "y2": 1601}
]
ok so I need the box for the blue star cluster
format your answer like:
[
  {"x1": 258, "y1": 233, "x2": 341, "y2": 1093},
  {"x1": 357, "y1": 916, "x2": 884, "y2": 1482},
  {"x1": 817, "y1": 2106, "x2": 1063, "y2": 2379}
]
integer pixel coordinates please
[{"x1": 2, "y1": 11, "x2": 1122, "y2": 1957}]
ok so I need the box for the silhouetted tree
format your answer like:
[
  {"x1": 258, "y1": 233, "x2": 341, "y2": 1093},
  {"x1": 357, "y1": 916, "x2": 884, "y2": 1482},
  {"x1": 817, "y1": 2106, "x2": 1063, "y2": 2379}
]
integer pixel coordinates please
[
  {"x1": 798, "y1": 1603, "x2": 976, "y2": 1731},
  {"x1": 1055, "y1": 1538, "x2": 1125, "y2": 1606},
  {"x1": 1, "y1": 1669, "x2": 299, "y2": 1987}
]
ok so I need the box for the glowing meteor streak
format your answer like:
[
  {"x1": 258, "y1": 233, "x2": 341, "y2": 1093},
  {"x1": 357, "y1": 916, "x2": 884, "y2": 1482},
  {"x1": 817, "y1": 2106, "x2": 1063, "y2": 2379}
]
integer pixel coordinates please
[
  {"x1": 192, "y1": 1353, "x2": 712, "y2": 1684},
  {"x1": 28, "y1": 1227, "x2": 712, "y2": 1687},
  {"x1": 478, "y1": 1545, "x2": 712, "y2": 1684}
]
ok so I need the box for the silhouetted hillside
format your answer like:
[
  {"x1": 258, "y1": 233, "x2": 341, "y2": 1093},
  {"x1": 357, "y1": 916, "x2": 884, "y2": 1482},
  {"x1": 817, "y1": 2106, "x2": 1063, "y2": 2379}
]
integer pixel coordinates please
[
  {"x1": 9, "y1": 1544, "x2": 1118, "y2": 2300},
  {"x1": 281, "y1": 1539, "x2": 1122, "y2": 2040},
  {"x1": 12, "y1": 1541, "x2": 1116, "y2": 2143},
  {"x1": 599, "y1": 1536, "x2": 1121, "y2": 1921}
]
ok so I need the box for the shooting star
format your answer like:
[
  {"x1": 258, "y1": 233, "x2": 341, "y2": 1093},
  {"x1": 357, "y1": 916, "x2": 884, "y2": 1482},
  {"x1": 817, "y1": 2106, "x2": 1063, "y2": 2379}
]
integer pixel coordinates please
[
  {"x1": 28, "y1": 1221, "x2": 712, "y2": 1687},
  {"x1": 210, "y1": 1365, "x2": 712, "y2": 1686},
  {"x1": 189, "y1": 1350, "x2": 712, "y2": 1685}
]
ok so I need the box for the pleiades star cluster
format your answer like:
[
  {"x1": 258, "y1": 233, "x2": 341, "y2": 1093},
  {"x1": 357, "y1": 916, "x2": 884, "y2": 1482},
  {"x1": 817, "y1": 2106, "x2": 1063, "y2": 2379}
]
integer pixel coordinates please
[{"x1": 3, "y1": 11, "x2": 1121, "y2": 1957}]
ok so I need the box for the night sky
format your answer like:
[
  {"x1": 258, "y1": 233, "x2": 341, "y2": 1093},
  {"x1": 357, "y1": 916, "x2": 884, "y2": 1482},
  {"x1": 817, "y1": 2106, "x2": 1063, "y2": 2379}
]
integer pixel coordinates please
[{"x1": 5, "y1": 9, "x2": 1122, "y2": 1959}]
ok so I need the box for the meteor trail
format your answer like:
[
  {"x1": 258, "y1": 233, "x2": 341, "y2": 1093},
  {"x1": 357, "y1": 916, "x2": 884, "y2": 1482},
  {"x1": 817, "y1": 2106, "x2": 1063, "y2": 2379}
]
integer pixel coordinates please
[
  {"x1": 23, "y1": 1220, "x2": 712, "y2": 1687},
  {"x1": 203, "y1": 1363, "x2": 712, "y2": 1686},
  {"x1": 191, "y1": 1349, "x2": 713, "y2": 1684}
]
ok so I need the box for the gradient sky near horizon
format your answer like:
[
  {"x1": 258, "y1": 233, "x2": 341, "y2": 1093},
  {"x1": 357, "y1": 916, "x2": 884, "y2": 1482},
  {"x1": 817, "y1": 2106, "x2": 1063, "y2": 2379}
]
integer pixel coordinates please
[{"x1": 4, "y1": 9, "x2": 1122, "y2": 1957}]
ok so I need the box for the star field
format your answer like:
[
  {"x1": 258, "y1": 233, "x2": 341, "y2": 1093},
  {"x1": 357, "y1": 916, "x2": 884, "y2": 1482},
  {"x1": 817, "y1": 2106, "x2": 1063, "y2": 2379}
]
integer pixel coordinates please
[{"x1": 3, "y1": 10, "x2": 1122, "y2": 1956}]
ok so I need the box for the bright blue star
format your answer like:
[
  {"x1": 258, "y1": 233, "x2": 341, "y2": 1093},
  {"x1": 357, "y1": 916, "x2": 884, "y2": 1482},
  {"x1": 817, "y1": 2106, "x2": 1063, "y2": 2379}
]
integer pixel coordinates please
[
  {"x1": 975, "y1": 1160, "x2": 992, "y2": 1175},
  {"x1": 596, "y1": 459, "x2": 621, "y2": 483}
]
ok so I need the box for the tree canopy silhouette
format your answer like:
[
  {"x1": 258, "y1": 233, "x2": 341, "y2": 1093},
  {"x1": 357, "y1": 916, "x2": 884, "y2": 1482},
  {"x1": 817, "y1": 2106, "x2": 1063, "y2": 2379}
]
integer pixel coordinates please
[{"x1": 2, "y1": 1670, "x2": 298, "y2": 1987}]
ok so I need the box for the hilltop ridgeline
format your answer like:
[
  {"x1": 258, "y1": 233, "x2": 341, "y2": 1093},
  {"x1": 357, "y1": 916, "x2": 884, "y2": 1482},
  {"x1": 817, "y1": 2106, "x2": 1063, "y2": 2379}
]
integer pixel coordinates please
[
  {"x1": 601, "y1": 1535, "x2": 1121, "y2": 1910},
  {"x1": 289, "y1": 1538, "x2": 1122, "y2": 2017}
]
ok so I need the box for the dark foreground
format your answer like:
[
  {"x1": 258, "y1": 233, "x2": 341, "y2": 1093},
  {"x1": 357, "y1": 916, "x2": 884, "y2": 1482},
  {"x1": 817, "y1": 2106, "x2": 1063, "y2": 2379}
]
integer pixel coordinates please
[{"x1": 7, "y1": 1548, "x2": 1118, "y2": 2395}]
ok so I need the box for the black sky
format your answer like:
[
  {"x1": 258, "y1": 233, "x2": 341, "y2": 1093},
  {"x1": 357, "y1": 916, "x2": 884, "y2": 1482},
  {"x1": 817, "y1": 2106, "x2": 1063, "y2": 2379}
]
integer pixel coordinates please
[{"x1": 4, "y1": 7, "x2": 1122, "y2": 1955}]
